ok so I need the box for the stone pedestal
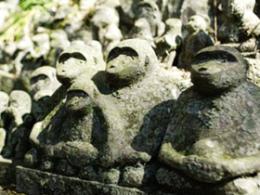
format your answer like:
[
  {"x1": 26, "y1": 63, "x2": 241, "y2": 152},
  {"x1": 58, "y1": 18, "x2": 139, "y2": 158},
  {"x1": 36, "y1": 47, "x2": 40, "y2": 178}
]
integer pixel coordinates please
[{"x1": 16, "y1": 166, "x2": 145, "y2": 195}]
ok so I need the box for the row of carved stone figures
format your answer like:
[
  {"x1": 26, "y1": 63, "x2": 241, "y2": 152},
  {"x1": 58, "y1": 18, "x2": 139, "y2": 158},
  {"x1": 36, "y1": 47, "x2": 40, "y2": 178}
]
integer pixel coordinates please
[
  {"x1": 0, "y1": 0, "x2": 260, "y2": 194},
  {"x1": 1, "y1": 0, "x2": 260, "y2": 92},
  {"x1": 0, "y1": 38, "x2": 259, "y2": 194}
]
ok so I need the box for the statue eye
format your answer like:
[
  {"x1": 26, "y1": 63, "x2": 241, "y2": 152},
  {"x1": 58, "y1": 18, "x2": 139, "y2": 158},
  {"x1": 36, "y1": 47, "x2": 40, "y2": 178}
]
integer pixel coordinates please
[
  {"x1": 108, "y1": 47, "x2": 138, "y2": 62},
  {"x1": 58, "y1": 53, "x2": 87, "y2": 63},
  {"x1": 71, "y1": 52, "x2": 87, "y2": 61},
  {"x1": 67, "y1": 90, "x2": 89, "y2": 99},
  {"x1": 31, "y1": 75, "x2": 48, "y2": 84}
]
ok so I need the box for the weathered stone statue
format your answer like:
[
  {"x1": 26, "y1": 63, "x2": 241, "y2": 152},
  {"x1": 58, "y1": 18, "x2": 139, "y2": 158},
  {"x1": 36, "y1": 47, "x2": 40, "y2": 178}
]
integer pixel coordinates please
[
  {"x1": 91, "y1": 6, "x2": 122, "y2": 54},
  {"x1": 178, "y1": 15, "x2": 214, "y2": 68},
  {"x1": 180, "y1": 0, "x2": 212, "y2": 24},
  {"x1": 155, "y1": 18, "x2": 182, "y2": 68},
  {"x1": 23, "y1": 38, "x2": 190, "y2": 190},
  {"x1": 132, "y1": 0, "x2": 165, "y2": 37},
  {"x1": 30, "y1": 66, "x2": 61, "y2": 121},
  {"x1": 75, "y1": 38, "x2": 190, "y2": 187},
  {"x1": 2, "y1": 90, "x2": 33, "y2": 160},
  {"x1": 27, "y1": 40, "x2": 105, "y2": 171},
  {"x1": 158, "y1": 46, "x2": 260, "y2": 194},
  {"x1": 219, "y1": 0, "x2": 260, "y2": 43}
]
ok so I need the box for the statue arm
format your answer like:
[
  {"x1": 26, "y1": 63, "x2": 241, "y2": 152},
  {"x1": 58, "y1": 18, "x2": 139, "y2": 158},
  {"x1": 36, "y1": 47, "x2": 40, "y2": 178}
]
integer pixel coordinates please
[{"x1": 159, "y1": 142, "x2": 260, "y2": 183}]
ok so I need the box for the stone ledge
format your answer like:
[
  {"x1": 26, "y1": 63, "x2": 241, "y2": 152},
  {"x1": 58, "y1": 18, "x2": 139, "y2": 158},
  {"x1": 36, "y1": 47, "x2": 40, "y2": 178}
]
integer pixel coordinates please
[{"x1": 16, "y1": 166, "x2": 145, "y2": 195}]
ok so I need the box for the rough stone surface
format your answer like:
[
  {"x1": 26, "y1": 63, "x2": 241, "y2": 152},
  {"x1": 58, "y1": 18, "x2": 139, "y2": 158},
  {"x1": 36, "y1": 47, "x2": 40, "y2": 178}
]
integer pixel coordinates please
[
  {"x1": 16, "y1": 166, "x2": 145, "y2": 195},
  {"x1": 159, "y1": 46, "x2": 260, "y2": 194},
  {"x1": 1, "y1": 1, "x2": 260, "y2": 194}
]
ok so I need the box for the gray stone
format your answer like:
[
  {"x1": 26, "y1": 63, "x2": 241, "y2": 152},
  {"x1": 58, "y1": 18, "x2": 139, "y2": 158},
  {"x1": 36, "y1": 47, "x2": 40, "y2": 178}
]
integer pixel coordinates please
[
  {"x1": 219, "y1": 0, "x2": 260, "y2": 42},
  {"x1": 2, "y1": 90, "x2": 32, "y2": 160},
  {"x1": 28, "y1": 40, "x2": 105, "y2": 174},
  {"x1": 159, "y1": 46, "x2": 260, "y2": 194},
  {"x1": 133, "y1": 0, "x2": 165, "y2": 37},
  {"x1": 30, "y1": 66, "x2": 61, "y2": 121},
  {"x1": 82, "y1": 38, "x2": 184, "y2": 170},
  {"x1": 121, "y1": 166, "x2": 145, "y2": 187},
  {"x1": 91, "y1": 6, "x2": 122, "y2": 53},
  {"x1": 16, "y1": 166, "x2": 145, "y2": 195}
]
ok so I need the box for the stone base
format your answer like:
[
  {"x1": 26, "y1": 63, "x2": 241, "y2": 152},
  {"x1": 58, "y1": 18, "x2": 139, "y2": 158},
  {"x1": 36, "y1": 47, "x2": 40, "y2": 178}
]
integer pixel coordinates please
[{"x1": 16, "y1": 166, "x2": 145, "y2": 195}]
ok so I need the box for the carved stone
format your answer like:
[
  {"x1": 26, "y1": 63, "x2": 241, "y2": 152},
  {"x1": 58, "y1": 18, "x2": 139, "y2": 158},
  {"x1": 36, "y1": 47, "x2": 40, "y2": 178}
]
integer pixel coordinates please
[{"x1": 159, "y1": 46, "x2": 260, "y2": 194}]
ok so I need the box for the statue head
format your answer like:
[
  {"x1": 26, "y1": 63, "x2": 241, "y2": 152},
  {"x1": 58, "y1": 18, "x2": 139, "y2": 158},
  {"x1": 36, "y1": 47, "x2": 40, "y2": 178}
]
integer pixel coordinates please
[
  {"x1": 8, "y1": 90, "x2": 32, "y2": 126},
  {"x1": 92, "y1": 6, "x2": 122, "y2": 46},
  {"x1": 184, "y1": 15, "x2": 209, "y2": 34},
  {"x1": 191, "y1": 46, "x2": 247, "y2": 96},
  {"x1": 56, "y1": 40, "x2": 105, "y2": 85},
  {"x1": 163, "y1": 18, "x2": 182, "y2": 49},
  {"x1": 30, "y1": 66, "x2": 61, "y2": 102},
  {"x1": 133, "y1": 0, "x2": 164, "y2": 36},
  {"x1": 106, "y1": 39, "x2": 158, "y2": 88}
]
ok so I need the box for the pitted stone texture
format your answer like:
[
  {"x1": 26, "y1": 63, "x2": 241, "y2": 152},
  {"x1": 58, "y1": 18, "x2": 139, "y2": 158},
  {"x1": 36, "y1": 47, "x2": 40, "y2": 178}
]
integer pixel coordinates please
[
  {"x1": 246, "y1": 57, "x2": 260, "y2": 87},
  {"x1": 16, "y1": 166, "x2": 145, "y2": 195},
  {"x1": 159, "y1": 46, "x2": 260, "y2": 194}
]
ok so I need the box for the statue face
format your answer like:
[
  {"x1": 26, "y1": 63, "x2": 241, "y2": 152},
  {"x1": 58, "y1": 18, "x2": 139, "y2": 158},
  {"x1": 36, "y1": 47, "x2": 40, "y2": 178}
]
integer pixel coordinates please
[
  {"x1": 106, "y1": 47, "x2": 144, "y2": 86},
  {"x1": 92, "y1": 7, "x2": 121, "y2": 45},
  {"x1": 192, "y1": 60, "x2": 242, "y2": 95},
  {"x1": 8, "y1": 91, "x2": 31, "y2": 125},
  {"x1": 30, "y1": 67, "x2": 61, "y2": 101},
  {"x1": 56, "y1": 52, "x2": 87, "y2": 85},
  {"x1": 98, "y1": 24, "x2": 122, "y2": 46},
  {"x1": 185, "y1": 15, "x2": 208, "y2": 33},
  {"x1": 66, "y1": 90, "x2": 92, "y2": 112},
  {"x1": 191, "y1": 49, "x2": 246, "y2": 95},
  {"x1": 135, "y1": 2, "x2": 162, "y2": 36}
]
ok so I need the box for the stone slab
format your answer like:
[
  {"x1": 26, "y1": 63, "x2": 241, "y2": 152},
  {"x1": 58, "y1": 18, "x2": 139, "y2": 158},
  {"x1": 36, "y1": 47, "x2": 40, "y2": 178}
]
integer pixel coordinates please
[{"x1": 16, "y1": 166, "x2": 145, "y2": 195}]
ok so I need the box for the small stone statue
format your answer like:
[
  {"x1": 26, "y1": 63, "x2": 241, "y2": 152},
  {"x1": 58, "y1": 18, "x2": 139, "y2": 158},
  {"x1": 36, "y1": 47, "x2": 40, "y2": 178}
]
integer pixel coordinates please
[
  {"x1": 158, "y1": 46, "x2": 260, "y2": 194},
  {"x1": 219, "y1": 0, "x2": 260, "y2": 43},
  {"x1": 28, "y1": 40, "x2": 105, "y2": 171},
  {"x1": 79, "y1": 38, "x2": 189, "y2": 186},
  {"x1": 180, "y1": 0, "x2": 212, "y2": 24},
  {"x1": 30, "y1": 66, "x2": 61, "y2": 102},
  {"x1": 155, "y1": 18, "x2": 182, "y2": 68},
  {"x1": 133, "y1": 0, "x2": 165, "y2": 37},
  {"x1": 32, "y1": 86, "x2": 102, "y2": 175},
  {"x1": 178, "y1": 15, "x2": 214, "y2": 68},
  {"x1": 91, "y1": 6, "x2": 122, "y2": 54},
  {"x1": 30, "y1": 66, "x2": 61, "y2": 121},
  {"x1": 5, "y1": 91, "x2": 32, "y2": 128},
  {"x1": 29, "y1": 40, "x2": 105, "y2": 146},
  {"x1": 2, "y1": 90, "x2": 33, "y2": 160}
]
